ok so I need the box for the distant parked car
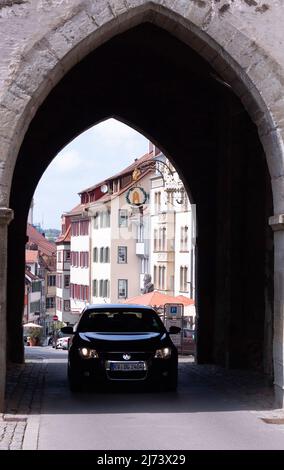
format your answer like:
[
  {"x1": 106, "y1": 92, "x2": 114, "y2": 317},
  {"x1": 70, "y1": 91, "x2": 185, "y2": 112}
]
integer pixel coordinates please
[{"x1": 56, "y1": 337, "x2": 70, "y2": 350}]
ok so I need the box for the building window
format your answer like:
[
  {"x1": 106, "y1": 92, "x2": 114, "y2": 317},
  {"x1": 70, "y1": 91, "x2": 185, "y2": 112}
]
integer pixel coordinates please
[
  {"x1": 80, "y1": 220, "x2": 89, "y2": 236},
  {"x1": 154, "y1": 229, "x2": 158, "y2": 251},
  {"x1": 58, "y1": 297, "x2": 63, "y2": 311},
  {"x1": 99, "y1": 210, "x2": 111, "y2": 228},
  {"x1": 159, "y1": 266, "x2": 166, "y2": 290},
  {"x1": 94, "y1": 213, "x2": 99, "y2": 229},
  {"x1": 184, "y1": 226, "x2": 188, "y2": 251},
  {"x1": 99, "y1": 280, "x2": 104, "y2": 297},
  {"x1": 56, "y1": 274, "x2": 62, "y2": 289},
  {"x1": 57, "y1": 251, "x2": 62, "y2": 262},
  {"x1": 93, "y1": 247, "x2": 98, "y2": 262},
  {"x1": 180, "y1": 266, "x2": 189, "y2": 292},
  {"x1": 64, "y1": 300, "x2": 70, "y2": 312},
  {"x1": 71, "y1": 221, "x2": 80, "y2": 236},
  {"x1": 180, "y1": 226, "x2": 189, "y2": 251},
  {"x1": 65, "y1": 250, "x2": 71, "y2": 261},
  {"x1": 99, "y1": 212, "x2": 104, "y2": 228},
  {"x1": 30, "y1": 300, "x2": 40, "y2": 313},
  {"x1": 118, "y1": 279, "x2": 128, "y2": 299},
  {"x1": 103, "y1": 280, "x2": 109, "y2": 298},
  {"x1": 154, "y1": 265, "x2": 157, "y2": 287},
  {"x1": 183, "y1": 193, "x2": 189, "y2": 211},
  {"x1": 93, "y1": 279, "x2": 97, "y2": 297},
  {"x1": 167, "y1": 191, "x2": 174, "y2": 206},
  {"x1": 80, "y1": 251, "x2": 89, "y2": 267},
  {"x1": 154, "y1": 191, "x2": 161, "y2": 213},
  {"x1": 162, "y1": 227, "x2": 166, "y2": 251},
  {"x1": 48, "y1": 275, "x2": 56, "y2": 287},
  {"x1": 118, "y1": 246, "x2": 127, "y2": 264},
  {"x1": 105, "y1": 247, "x2": 110, "y2": 263},
  {"x1": 64, "y1": 275, "x2": 70, "y2": 288},
  {"x1": 46, "y1": 297, "x2": 55, "y2": 309},
  {"x1": 162, "y1": 266, "x2": 166, "y2": 290},
  {"x1": 106, "y1": 210, "x2": 111, "y2": 228},
  {"x1": 118, "y1": 209, "x2": 128, "y2": 227},
  {"x1": 71, "y1": 251, "x2": 79, "y2": 267},
  {"x1": 100, "y1": 247, "x2": 104, "y2": 263}
]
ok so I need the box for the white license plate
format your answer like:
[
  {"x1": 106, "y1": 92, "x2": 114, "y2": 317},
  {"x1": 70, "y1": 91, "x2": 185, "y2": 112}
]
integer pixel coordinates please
[{"x1": 110, "y1": 362, "x2": 145, "y2": 371}]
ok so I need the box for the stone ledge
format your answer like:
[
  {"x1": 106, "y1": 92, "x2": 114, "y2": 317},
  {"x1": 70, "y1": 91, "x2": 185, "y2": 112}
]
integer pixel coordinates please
[
  {"x1": 0, "y1": 207, "x2": 14, "y2": 225},
  {"x1": 269, "y1": 214, "x2": 284, "y2": 231}
]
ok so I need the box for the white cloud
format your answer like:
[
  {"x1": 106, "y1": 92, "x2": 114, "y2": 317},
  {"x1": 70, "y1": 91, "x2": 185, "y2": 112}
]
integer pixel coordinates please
[
  {"x1": 33, "y1": 119, "x2": 149, "y2": 228},
  {"x1": 53, "y1": 149, "x2": 82, "y2": 173}
]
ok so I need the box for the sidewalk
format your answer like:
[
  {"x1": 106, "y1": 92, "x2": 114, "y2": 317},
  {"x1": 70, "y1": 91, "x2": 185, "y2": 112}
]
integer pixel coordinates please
[{"x1": 0, "y1": 354, "x2": 47, "y2": 450}]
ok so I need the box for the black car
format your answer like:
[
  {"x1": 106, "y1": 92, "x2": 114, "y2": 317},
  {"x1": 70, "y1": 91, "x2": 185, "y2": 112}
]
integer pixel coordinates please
[{"x1": 61, "y1": 304, "x2": 180, "y2": 392}]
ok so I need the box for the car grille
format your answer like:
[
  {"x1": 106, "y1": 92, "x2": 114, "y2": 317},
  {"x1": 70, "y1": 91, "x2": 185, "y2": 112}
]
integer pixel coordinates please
[
  {"x1": 106, "y1": 370, "x2": 148, "y2": 381},
  {"x1": 102, "y1": 351, "x2": 153, "y2": 361}
]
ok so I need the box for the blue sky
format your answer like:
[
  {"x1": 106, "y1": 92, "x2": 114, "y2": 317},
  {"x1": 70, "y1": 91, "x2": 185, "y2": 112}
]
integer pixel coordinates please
[{"x1": 33, "y1": 119, "x2": 149, "y2": 229}]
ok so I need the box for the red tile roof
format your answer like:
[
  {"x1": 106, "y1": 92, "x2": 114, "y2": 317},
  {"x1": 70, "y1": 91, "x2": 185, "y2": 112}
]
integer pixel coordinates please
[
  {"x1": 27, "y1": 224, "x2": 56, "y2": 256},
  {"x1": 79, "y1": 151, "x2": 154, "y2": 195},
  {"x1": 108, "y1": 151, "x2": 154, "y2": 181},
  {"x1": 25, "y1": 269, "x2": 40, "y2": 281},
  {"x1": 56, "y1": 225, "x2": 71, "y2": 244},
  {"x1": 66, "y1": 168, "x2": 152, "y2": 217},
  {"x1": 25, "y1": 250, "x2": 38, "y2": 264}
]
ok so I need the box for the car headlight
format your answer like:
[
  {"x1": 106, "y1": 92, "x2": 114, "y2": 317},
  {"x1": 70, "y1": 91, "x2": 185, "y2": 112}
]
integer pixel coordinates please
[
  {"x1": 78, "y1": 347, "x2": 98, "y2": 359},
  {"x1": 154, "y1": 347, "x2": 171, "y2": 359}
]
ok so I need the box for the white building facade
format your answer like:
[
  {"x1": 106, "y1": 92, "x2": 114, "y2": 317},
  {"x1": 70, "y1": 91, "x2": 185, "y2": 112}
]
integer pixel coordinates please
[
  {"x1": 58, "y1": 147, "x2": 195, "y2": 326},
  {"x1": 69, "y1": 215, "x2": 90, "y2": 316},
  {"x1": 24, "y1": 270, "x2": 43, "y2": 324},
  {"x1": 56, "y1": 219, "x2": 72, "y2": 323},
  {"x1": 87, "y1": 155, "x2": 153, "y2": 304},
  {"x1": 149, "y1": 150, "x2": 196, "y2": 324}
]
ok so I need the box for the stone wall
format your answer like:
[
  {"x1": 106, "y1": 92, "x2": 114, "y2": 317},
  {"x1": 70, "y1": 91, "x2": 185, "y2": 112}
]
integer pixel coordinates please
[{"x1": 1, "y1": 0, "x2": 284, "y2": 409}]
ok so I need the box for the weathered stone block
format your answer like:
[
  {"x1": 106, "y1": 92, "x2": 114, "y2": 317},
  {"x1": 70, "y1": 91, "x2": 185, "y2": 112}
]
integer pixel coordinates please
[
  {"x1": 272, "y1": 174, "x2": 284, "y2": 214},
  {"x1": 86, "y1": 0, "x2": 115, "y2": 26},
  {"x1": 14, "y1": 45, "x2": 58, "y2": 97},
  {"x1": 262, "y1": 127, "x2": 284, "y2": 177}
]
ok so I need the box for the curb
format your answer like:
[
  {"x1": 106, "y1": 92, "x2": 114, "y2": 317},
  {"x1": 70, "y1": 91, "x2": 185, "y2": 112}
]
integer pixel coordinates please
[{"x1": 22, "y1": 415, "x2": 40, "y2": 450}]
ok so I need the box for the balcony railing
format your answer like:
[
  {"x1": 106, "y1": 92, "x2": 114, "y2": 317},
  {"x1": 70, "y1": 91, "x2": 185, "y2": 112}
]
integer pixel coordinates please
[{"x1": 157, "y1": 251, "x2": 174, "y2": 263}]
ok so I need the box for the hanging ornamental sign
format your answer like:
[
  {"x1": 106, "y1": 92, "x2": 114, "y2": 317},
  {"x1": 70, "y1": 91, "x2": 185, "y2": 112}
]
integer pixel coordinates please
[{"x1": 126, "y1": 186, "x2": 147, "y2": 206}]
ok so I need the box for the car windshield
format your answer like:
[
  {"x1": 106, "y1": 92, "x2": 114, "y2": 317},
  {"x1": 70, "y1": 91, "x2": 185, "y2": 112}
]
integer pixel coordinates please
[{"x1": 77, "y1": 309, "x2": 166, "y2": 333}]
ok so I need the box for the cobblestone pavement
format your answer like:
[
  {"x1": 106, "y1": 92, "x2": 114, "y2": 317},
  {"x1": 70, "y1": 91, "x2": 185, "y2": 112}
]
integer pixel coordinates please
[
  {"x1": 1, "y1": 350, "x2": 284, "y2": 449},
  {"x1": 0, "y1": 355, "x2": 47, "y2": 450}
]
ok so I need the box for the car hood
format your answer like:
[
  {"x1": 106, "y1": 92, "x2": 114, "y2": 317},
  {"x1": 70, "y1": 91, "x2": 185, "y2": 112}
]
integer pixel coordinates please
[{"x1": 76, "y1": 331, "x2": 168, "y2": 350}]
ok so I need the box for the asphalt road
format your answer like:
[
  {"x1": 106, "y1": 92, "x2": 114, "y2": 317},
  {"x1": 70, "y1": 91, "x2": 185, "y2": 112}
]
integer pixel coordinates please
[{"x1": 26, "y1": 347, "x2": 284, "y2": 450}]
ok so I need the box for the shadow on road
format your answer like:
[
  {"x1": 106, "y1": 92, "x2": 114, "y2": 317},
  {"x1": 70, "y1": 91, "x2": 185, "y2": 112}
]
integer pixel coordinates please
[{"x1": 23, "y1": 347, "x2": 276, "y2": 416}]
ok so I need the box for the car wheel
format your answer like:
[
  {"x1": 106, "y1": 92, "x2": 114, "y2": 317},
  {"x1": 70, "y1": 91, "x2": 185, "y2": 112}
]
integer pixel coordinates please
[
  {"x1": 165, "y1": 367, "x2": 178, "y2": 392},
  {"x1": 68, "y1": 367, "x2": 82, "y2": 392}
]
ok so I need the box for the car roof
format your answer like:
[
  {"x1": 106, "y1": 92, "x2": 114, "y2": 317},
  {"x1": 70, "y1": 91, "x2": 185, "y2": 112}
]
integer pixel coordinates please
[{"x1": 84, "y1": 304, "x2": 157, "y2": 311}]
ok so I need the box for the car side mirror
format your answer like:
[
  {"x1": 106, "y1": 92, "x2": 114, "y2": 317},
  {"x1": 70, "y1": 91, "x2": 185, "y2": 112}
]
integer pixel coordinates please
[
  {"x1": 61, "y1": 326, "x2": 74, "y2": 334},
  {"x1": 169, "y1": 326, "x2": 181, "y2": 334}
]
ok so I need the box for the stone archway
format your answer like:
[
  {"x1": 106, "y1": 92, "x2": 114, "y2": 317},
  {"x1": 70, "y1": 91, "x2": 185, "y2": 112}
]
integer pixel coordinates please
[{"x1": 0, "y1": 1, "x2": 284, "y2": 410}]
